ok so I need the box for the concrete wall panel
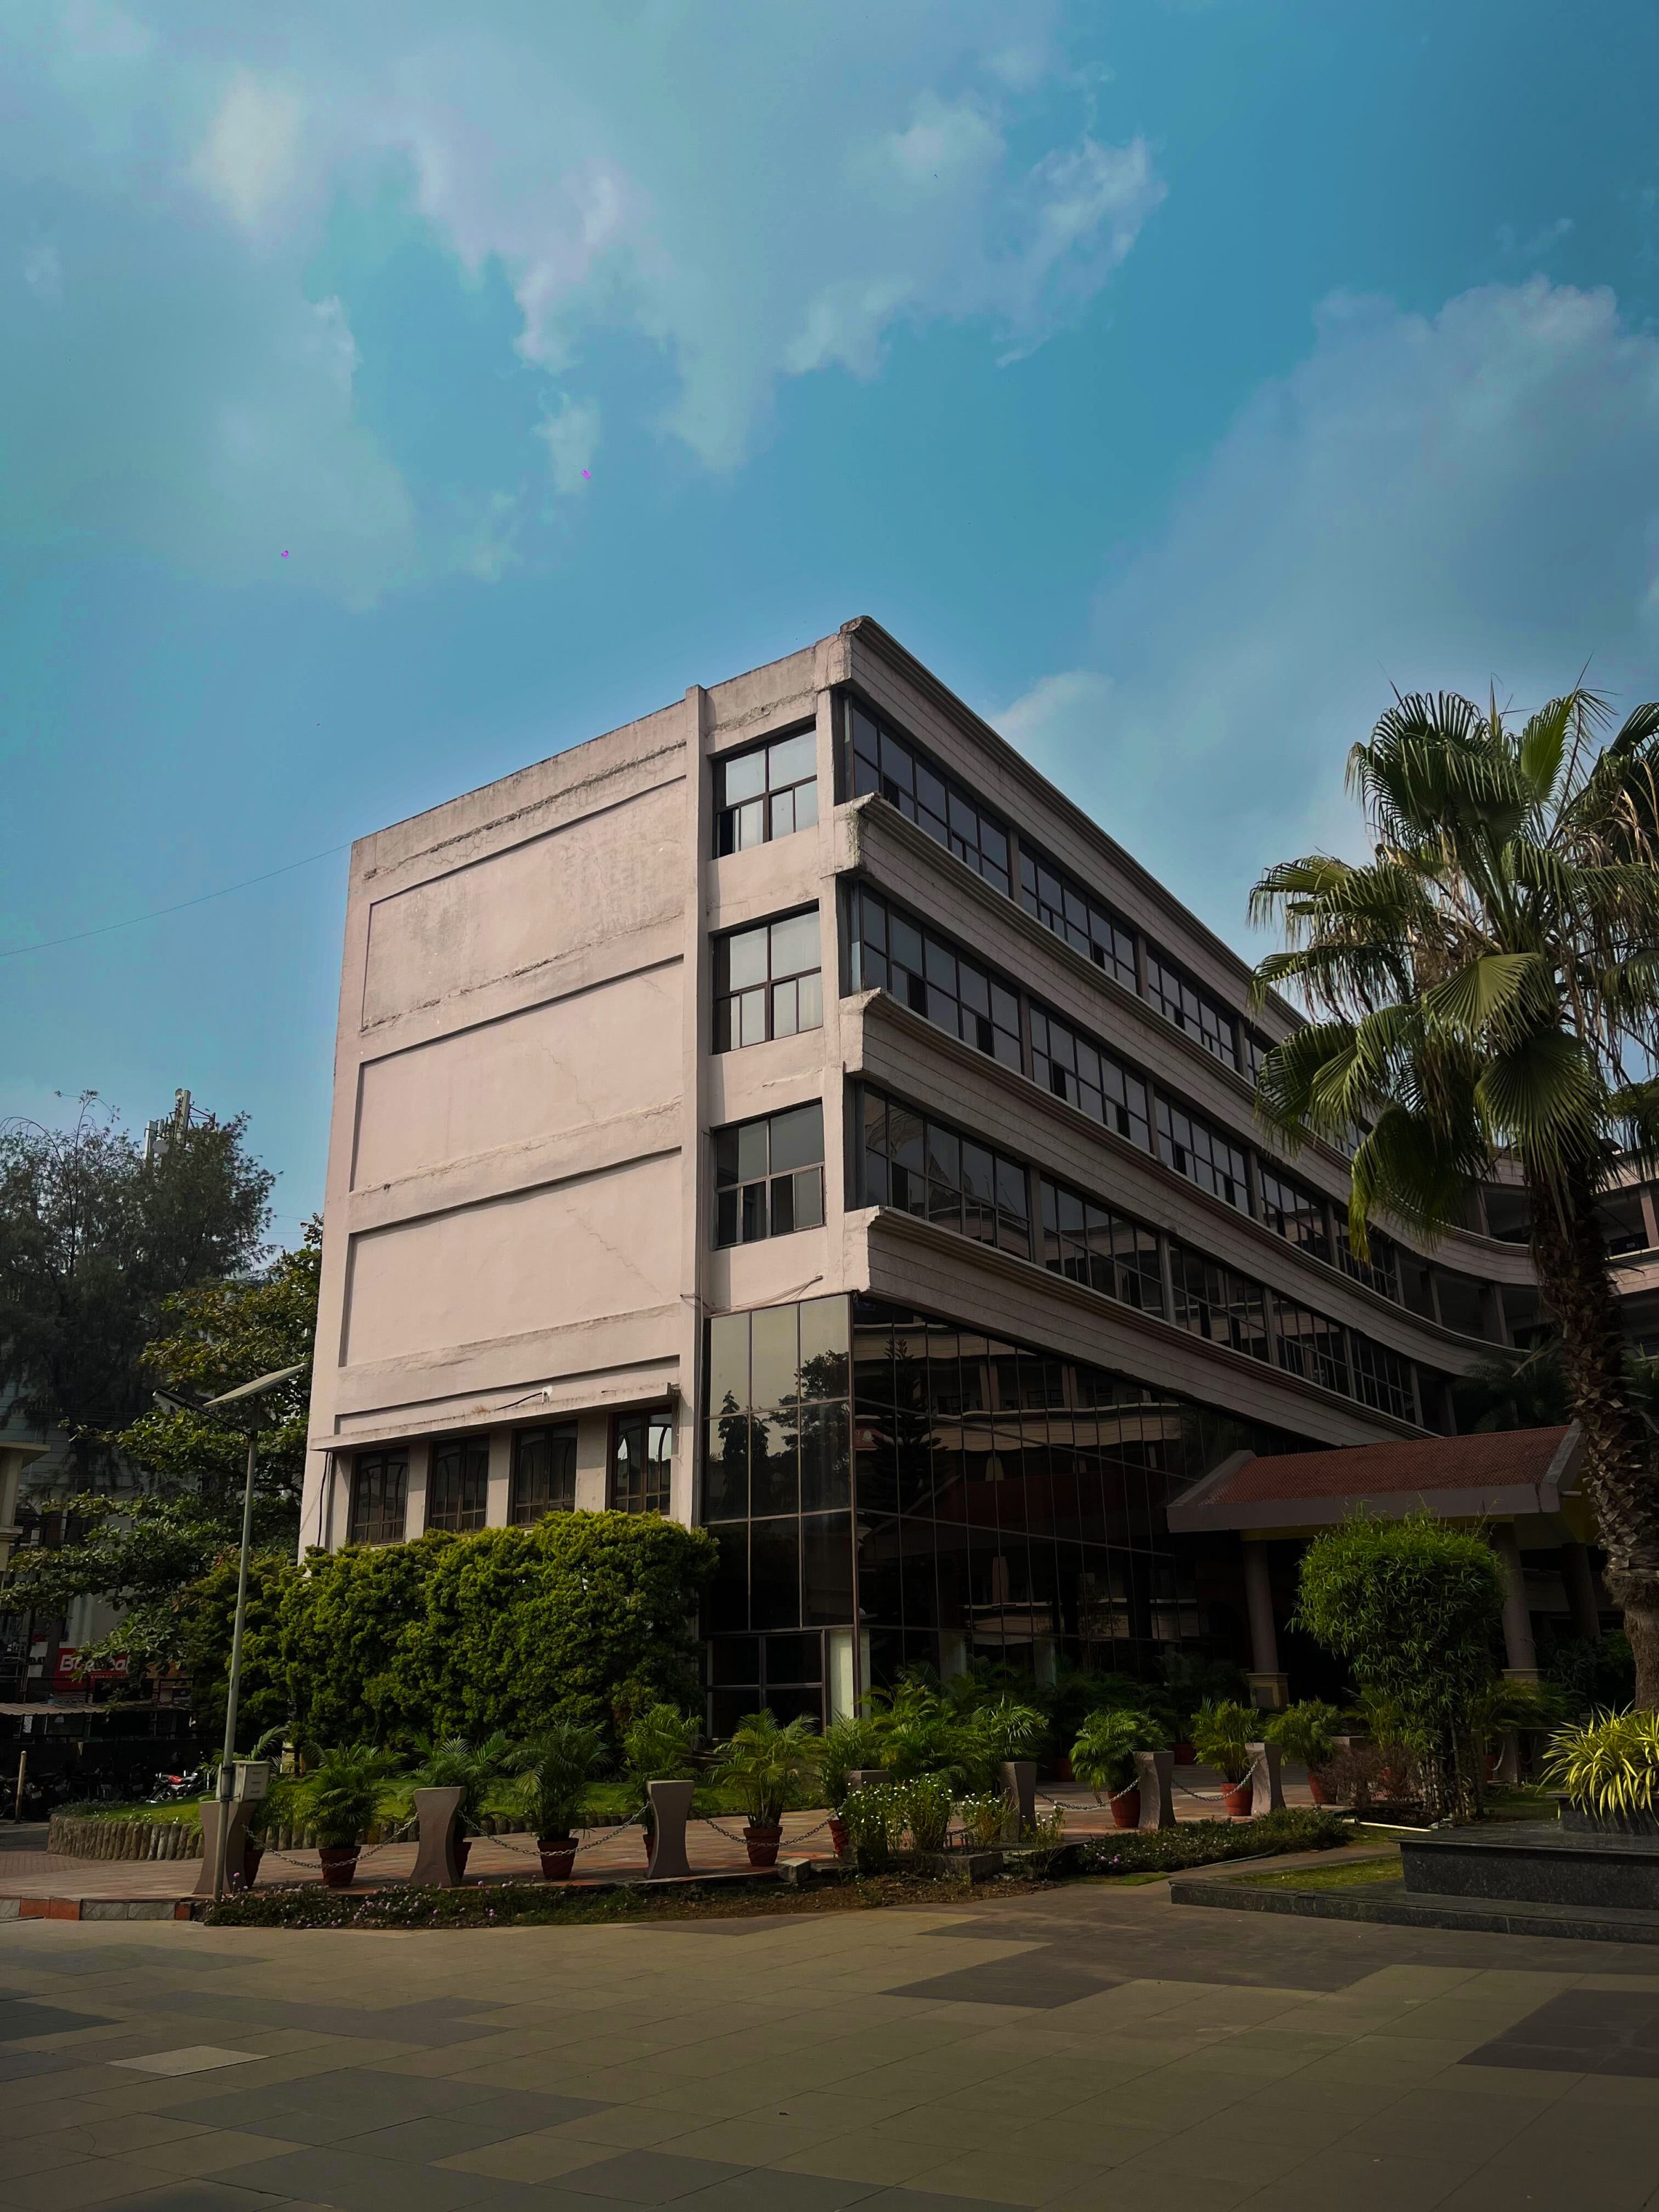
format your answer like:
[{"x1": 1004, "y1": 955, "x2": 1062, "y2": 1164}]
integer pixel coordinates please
[
  {"x1": 361, "y1": 780, "x2": 684, "y2": 1028},
  {"x1": 353, "y1": 965, "x2": 682, "y2": 1189},
  {"x1": 341, "y1": 1154, "x2": 682, "y2": 1367}
]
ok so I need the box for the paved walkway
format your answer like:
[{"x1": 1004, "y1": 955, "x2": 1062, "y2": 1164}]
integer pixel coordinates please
[
  {"x1": 1, "y1": 1856, "x2": 1656, "y2": 2211},
  {"x1": 0, "y1": 1779, "x2": 1320, "y2": 1906}
]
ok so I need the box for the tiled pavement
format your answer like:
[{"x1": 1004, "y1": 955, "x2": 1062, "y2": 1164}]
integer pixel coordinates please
[{"x1": 3, "y1": 1871, "x2": 1657, "y2": 2212}]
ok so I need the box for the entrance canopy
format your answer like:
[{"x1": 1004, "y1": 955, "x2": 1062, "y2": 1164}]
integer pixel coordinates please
[{"x1": 1168, "y1": 1425, "x2": 1582, "y2": 1535}]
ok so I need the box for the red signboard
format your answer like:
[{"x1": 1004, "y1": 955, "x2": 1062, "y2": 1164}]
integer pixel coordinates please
[{"x1": 52, "y1": 1648, "x2": 129, "y2": 1688}]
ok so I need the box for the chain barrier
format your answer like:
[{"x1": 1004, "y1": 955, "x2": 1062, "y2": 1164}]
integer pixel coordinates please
[{"x1": 1172, "y1": 1753, "x2": 1262, "y2": 1805}]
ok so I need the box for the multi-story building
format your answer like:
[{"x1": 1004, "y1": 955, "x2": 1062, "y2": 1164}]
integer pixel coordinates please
[{"x1": 301, "y1": 620, "x2": 1652, "y2": 1727}]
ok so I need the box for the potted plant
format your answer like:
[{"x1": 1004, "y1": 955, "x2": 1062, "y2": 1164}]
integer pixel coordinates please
[
  {"x1": 819, "y1": 1717, "x2": 882, "y2": 1857},
  {"x1": 1190, "y1": 1699, "x2": 1256, "y2": 1817},
  {"x1": 1071, "y1": 1707, "x2": 1166, "y2": 1828},
  {"x1": 1543, "y1": 1708, "x2": 1659, "y2": 1830},
  {"x1": 716, "y1": 1710, "x2": 821, "y2": 1868},
  {"x1": 501, "y1": 1723, "x2": 605, "y2": 1880},
  {"x1": 409, "y1": 1732, "x2": 510, "y2": 1874},
  {"x1": 1264, "y1": 1701, "x2": 1342, "y2": 1805},
  {"x1": 297, "y1": 1743, "x2": 400, "y2": 1888},
  {"x1": 623, "y1": 1703, "x2": 700, "y2": 1861}
]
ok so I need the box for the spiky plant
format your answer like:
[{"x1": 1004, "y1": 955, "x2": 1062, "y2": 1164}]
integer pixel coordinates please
[{"x1": 1250, "y1": 688, "x2": 1659, "y2": 1702}]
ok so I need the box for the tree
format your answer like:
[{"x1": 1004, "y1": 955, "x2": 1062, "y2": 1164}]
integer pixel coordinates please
[
  {"x1": 1, "y1": 1228, "x2": 319, "y2": 1671},
  {"x1": 1249, "y1": 688, "x2": 1659, "y2": 1703},
  {"x1": 0, "y1": 1096, "x2": 272, "y2": 1481},
  {"x1": 1296, "y1": 1512, "x2": 1505, "y2": 1821}
]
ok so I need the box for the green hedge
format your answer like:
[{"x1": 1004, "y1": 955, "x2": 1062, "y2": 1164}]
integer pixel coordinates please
[
  {"x1": 1080, "y1": 1807, "x2": 1349, "y2": 1875},
  {"x1": 184, "y1": 1511, "x2": 715, "y2": 1751}
]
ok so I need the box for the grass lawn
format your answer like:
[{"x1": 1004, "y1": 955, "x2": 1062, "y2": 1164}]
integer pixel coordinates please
[{"x1": 1237, "y1": 1854, "x2": 1405, "y2": 1892}]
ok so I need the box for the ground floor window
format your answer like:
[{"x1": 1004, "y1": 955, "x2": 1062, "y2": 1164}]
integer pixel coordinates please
[
  {"x1": 611, "y1": 1409, "x2": 673, "y2": 1514},
  {"x1": 348, "y1": 1450, "x2": 407, "y2": 1544},
  {"x1": 427, "y1": 1436, "x2": 489, "y2": 1532},
  {"x1": 510, "y1": 1424, "x2": 576, "y2": 1524}
]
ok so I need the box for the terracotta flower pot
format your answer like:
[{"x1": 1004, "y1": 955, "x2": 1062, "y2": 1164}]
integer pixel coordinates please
[
  {"x1": 1308, "y1": 1771, "x2": 1333, "y2": 1807},
  {"x1": 1110, "y1": 1787, "x2": 1141, "y2": 1830},
  {"x1": 318, "y1": 1844, "x2": 360, "y2": 1890},
  {"x1": 744, "y1": 1823, "x2": 783, "y2": 1869},
  {"x1": 537, "y1": 1836, "x2": 577, "y2": 1882},
  {"x1": 829, "y1": 1815, "x2": 849, "y2": 1858},
  {"x1": 1221, "y1": 1779, "x2": 1254, "y2": 1819}
]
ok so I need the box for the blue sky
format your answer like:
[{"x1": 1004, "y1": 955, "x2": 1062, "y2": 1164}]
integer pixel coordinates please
[{"x1": 5, "y1": 0, "x2": 1659, "y2": 1242}]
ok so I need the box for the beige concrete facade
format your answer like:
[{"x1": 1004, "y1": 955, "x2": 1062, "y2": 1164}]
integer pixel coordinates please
[{"x1": 303, "y1": 619, "x2": 1652, "y2": 1705}]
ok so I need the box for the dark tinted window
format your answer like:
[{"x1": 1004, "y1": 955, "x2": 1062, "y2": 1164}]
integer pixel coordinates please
[
  {"x1": 611, "y1": 1410, "x2": 673, "y2": 1513},
  {"x1": 427, "y1": 1436, "x2": 489, "y2": 1533},
  {"x1": 1156, "y1": 1098, "x2": 1250, "y2": 1210},
  {"x1": 715, "y1": 728, "x2": 818, "y2": 854},
  {"x1": 510, "y1": 1425, "x2": 576, "y2": 1524},
  {"x1": 1040, "y1": 1179, "x2": 1164, "y2": 1314},
  {"x1": 714, "y1": 1102, "x2": 825, "y2": 1248},
  {"x1": 849, "y1": 885, "x2": 1020, "y2": 1068},
  {"x1": 349, "y1": 1450, "x2": 406, "y2": 1544},
  {"x1": 846, "y1": 700, "x2": 1011, "y2": 897},
  {"x1": 1018, "y1": 851, "x2": 1137, "y2": 988}
]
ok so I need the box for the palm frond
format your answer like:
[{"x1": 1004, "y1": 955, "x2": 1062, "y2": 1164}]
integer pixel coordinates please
[{"x1": 1423, "y1": 952, "x2": 1553, "y2": 1042}]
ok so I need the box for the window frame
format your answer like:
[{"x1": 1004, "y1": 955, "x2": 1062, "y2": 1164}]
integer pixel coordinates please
[
  {"x1": 348, "y1": 1450, "x2": 408, "y2": 1546},
  {"x1": 1030, "y1": 1003, "x2": 1152, "y2": 1152},
  {"x1": 860, "y1": 1085, "x2": 1030, "y2": 1257},
  {"x1": 847, "y1": 885, "x2": 1021, "y2": 1069},
  {"x1": 611, "y1": 1407, "x2": 674, "y2": 1514},
  {"x1": 426, "y1": 1435, "x2": 490, "y2": 1533},
  {"x1": 714, "y1": 1100, "x2": 827, "y2": 1248},
  {"x1": 1144, "y1": 945, "x2": 1240, "y2": 1069},
  {"x1": 843, "y1": 696, "x2": 1013, "y2": 897},
  {"x1": 713, "y1": 908, "x2": 823, "y2": 1052},
  {"x1": 1038, "y1": 1176, "x2": 1165, "y2": 1315},
  {"x1": 714, "y1": 727, "x2": 819, "y2": 856},
  {"x1": 509, "y1": 1423, "x2": 577, "y2": 1525},
  {"x1": 1018, "y1": 849, "x2": 1138, "y2": 990},
  {"x1": 1156, "y1": 1096, "x2": 1251, "y2": 1211}
]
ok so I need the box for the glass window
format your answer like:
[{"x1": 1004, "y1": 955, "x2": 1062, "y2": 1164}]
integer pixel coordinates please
[
  {"x1": 847, "y1": 885, "x2": 1020, "y2": 1068},
  {"x1": 860, "y1": 1087, "x2": 1029, "y2": 1258},
  {"x1": 427, "y1": 1436, "x2": 489, "y2": 1533},
  {"x1": 612, "y1": 1410, "x2": 673, "y2": 1514},
  {"x1": 715, "y1": 727, "x2": 818, "y2": 854},
  {"x1": 1156, "y1": 1097, "x2": 1250, "y2": 1210},
  {"x1": 348, "y1": 1450, "x2": 407, "y2": 1544},
  {"x1": 845, "y1": 700, "x2": 1012, "y2": 897},
  {"x1": 1168, "y1": 1246, "x2": 1269, "y2": 1361},
  {"x1": 1333, "y1": 1202, "x2": 1401, "y2": 1300},
  {"x1": 1017, "y1": 851, "x2": 1138, "y2": 988},
  {"x1": 1039, "y1": 1178, "x2": 1165, "y2": 1315},
  {"x1": 1351, "y1": 1333, "x2": 1416, "y2": 1422},
  {"x1": 713, "y1": 911, "x2": 823, "y2": 1051},
  {"x1": 1273, "y1": 1299, "x2": 1351, "y2": 1396},
  {"x1": 714, "y1": 1101, "x2": 825, "y2": 1247},
  {"x1": 1258, "y1": 1166, "x2": 1331, "y2": 1263},
  {"x1": 1029, "y1": 1004, "x2": 1152, "y2": 1151},
  {"x1": 1145, "y1": 948, "x2": 1239, "y2": 1069},
  {"x1": 510, "y1": 1425, "x2": 577, "y2": 1524}
]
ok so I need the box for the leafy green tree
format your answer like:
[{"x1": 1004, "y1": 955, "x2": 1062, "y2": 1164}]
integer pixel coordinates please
[
  {"x1": 1296, "y1": 1512, "x2": 1505, "y2": 1819},
  {"x1": 1250, "y1": 688, "x2": 1659, "y2": 1702},
  {"x1": 3, "y1": 1229, "x2": 319, "y2": 1671},
  {"x1": 0, "y1": 1096, "x2": 272, "y2": 1479}
]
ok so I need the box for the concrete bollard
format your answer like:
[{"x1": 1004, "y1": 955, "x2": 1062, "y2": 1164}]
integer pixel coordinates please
[
  {"x1": 1136, "y1": 1749, "x2": 1178, "y2": 1830},
  {"x1": 646, "y1": 1780, "x2": 695, "y2": 1880},
  {"x1": 193, "y1": 1801, "x2": 250, "y2": 1899},
  {"x1": 1001, "y1": 1761, "x2": 1037, "y2": 1837},
  {"x1": 411, "y1": 1786, "x2": 466, "y2": 1887},
  {"x1": 1247, "y1": 1742, "x2": 1285, "y2": 1817}
]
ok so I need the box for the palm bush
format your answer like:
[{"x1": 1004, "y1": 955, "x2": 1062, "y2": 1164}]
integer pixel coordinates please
[
  {"x1": 1189, "y1": 1699, "x2": 1256, "y2": 1786},
  {"x1": 621, "y1": 1703, "x2": 700, "y2": 1834},
  {"x1": 715, "y1": 1709, "x2": 821, "y2": 1829},
  {"x1": 1264, "y1": 1700, "x2": 1342, "y2": 1769},
  {"x1": 1543, "y1": 1708, "x2": 1659, "y2": 1820},
  {"x1": 1071, "y1": 1707, "x2": 1165, "y2": 1801},
  {"x1": 819, "y1": 1716, "x2": 882, "y2": 1811},
  {"x1": 971, "y1": 1696, "x2": 1047, "y2": 1770},
  {"x1": 1250, "y1": 685, "x2": 1659, "y2": 1703},
  {"x1": 506, "y1": 1723, "x2": 605, "y2": 1844},
  {"x1": 297, "y1": 1743, "x2": 401, "y2": 1849},
  {"x1": 409, "y1": 1733, "x2": 511, "y2": 1828}
]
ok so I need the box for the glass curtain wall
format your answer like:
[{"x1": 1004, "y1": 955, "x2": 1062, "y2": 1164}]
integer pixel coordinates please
[{"x1": 700, "y1": 1292, "x2": 1313, "y2": 1727}]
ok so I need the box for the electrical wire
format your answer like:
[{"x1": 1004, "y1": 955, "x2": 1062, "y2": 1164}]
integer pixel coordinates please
[{"x1": 0, "y1": 843, "x2": 351, "y2": 962}]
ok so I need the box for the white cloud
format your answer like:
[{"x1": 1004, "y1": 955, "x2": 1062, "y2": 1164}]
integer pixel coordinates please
[
  {"x1": 995, "y1": 278, "x2": 1659, "y2": 953},
  {"x1": 0, "y1": 1, "x2": 1163, "y2": 588},
  {"x1": 191, "y1": 68, "x2": 305, "y2": 229}
]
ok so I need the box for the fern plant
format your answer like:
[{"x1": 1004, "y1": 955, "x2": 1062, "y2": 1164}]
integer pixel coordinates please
[{"x1": 1071, "y1": 1708, "x2": 1164, "y2": 1800}]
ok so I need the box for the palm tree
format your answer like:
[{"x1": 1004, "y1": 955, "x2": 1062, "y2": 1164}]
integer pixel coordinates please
[{"x1": 1248, "y1": 687, "x2": 1659, "y2": 1703}]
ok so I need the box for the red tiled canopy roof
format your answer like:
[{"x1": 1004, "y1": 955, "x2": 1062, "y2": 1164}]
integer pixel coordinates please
[{"x1": 1167, "y1": 1425, "x2": 1581, "y2": 1533}]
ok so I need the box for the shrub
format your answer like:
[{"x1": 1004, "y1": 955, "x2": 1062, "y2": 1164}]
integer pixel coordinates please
[
  {"x1": 716, "y1": 1711, "x2": 821, "y2": 1829},
  {"x1": 1295, "y1": 1512, "x2": 1503, "y2": 1820},
  {"x1": 1071, "y1": 1708, "x2": 1165, "y2": 1800},
  {"x1": 507, "y1": 1723, "x2": 606, "y2": 1843},
  {"x1": 408, "y1": 1734, "x2": 511, "y2": 1828},
  {"x1": 296, "y1": 1743, "x2": 402, "y2": 1849},
  {"x1": 1264, "y1": 1700, "x2": 1341, "y2": 1769},
  {"x1": 1082, "y1": 1806, "x2": 1348, "y2": 1875},
  {"x1": 1189, "y1": 1698, "x2": 1255, "y2": 1785},
  {"x1": 954, "y1": 1792, "x2": 1009, "y2": 1846},
  {"x1": 1543, "y1": 1708, "x2": 1659, "y2": 1821},
  {"x1": 840, "y1": 1781, "x2": 906, "y2": 1869},
  {"x1": 623, "y1": 1703, "x2": 700, "y2": 1837},
  {"x1": 819, "y1": 1717, "x2": 882, "y2": 1810},
  {"x1": 898, "y1": 1774, "x2": 955, "y2": 1853}
]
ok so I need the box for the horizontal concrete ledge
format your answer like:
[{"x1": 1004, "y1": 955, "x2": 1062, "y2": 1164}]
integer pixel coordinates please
[
  {"x1": 4, "y1": 1897, "x2": 194, "y2": 1921},
  {"x1": 1170, "y1": 1871, "x2": 1659, "y2": 1946}
]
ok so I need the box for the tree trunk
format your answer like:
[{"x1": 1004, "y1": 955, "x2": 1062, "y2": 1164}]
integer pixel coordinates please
[{"x1": 1526, "y1": 1159, "x2": 1659, "y2": 1707}]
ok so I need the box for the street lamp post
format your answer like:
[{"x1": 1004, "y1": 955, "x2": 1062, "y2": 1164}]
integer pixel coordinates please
[{"x1": 154, "y1": 1362, "x2": 303, "y2": 1904}]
